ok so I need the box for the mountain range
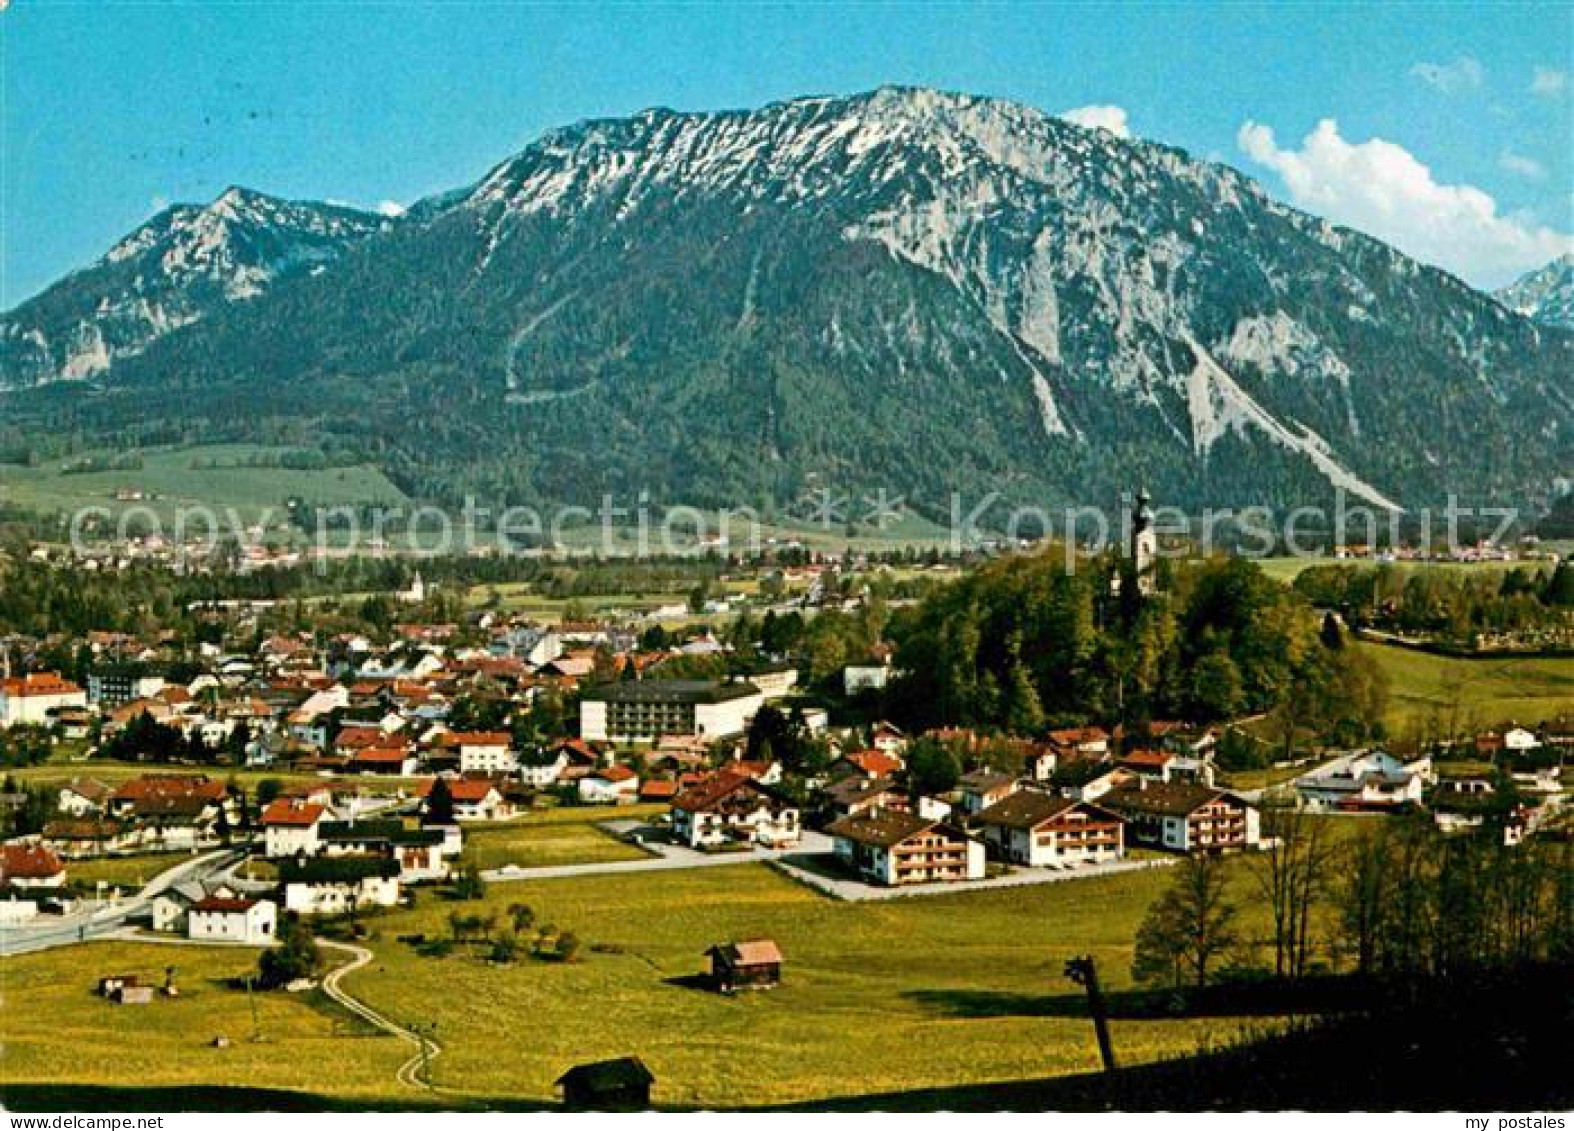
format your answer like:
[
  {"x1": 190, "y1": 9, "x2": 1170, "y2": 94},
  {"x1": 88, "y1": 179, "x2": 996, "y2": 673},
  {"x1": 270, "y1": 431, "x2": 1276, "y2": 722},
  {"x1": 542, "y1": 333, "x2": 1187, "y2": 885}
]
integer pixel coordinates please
[
  {"x1": 1497, "y1": 254, "x2": 1574, "y2": 331},
  {"x1": 3, "y1": 87, "x2": 1570, "y2": 520}
]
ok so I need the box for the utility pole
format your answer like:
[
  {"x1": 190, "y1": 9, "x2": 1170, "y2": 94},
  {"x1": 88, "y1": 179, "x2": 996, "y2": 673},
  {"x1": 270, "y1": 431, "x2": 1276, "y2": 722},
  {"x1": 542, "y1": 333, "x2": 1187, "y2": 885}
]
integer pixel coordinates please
[{"x1": 1064, "y1": 955, "x2": 1117, "y2": 1073}]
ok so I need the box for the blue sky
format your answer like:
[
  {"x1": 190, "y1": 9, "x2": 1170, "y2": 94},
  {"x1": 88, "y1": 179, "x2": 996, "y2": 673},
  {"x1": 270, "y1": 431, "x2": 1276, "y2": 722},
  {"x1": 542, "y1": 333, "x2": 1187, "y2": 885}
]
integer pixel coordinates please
[{"x1": 3, "y1": 1, "x2": 1570, "y2": 303}]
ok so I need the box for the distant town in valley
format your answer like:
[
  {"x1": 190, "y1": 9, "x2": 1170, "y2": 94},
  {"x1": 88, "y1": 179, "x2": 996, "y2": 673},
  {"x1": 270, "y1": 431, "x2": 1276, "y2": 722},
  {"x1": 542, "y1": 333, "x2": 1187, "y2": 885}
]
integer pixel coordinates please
[
  {"x1": 0, "y1": 491, "x2": 1570, "y2": 1109},
  {"x1": 2, "y1": 0, "x2": 1571, "y2": 1116}
]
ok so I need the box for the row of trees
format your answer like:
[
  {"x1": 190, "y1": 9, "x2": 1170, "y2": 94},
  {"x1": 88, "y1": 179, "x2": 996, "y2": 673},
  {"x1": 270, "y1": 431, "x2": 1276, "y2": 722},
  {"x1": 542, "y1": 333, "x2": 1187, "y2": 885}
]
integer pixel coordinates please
[
  {"x1": 1294, "y1": 562, "x2": 1574, "y2": 643},
  {"x1": 1132, "y1": 814, "x2": 1572, "y2": 992}
]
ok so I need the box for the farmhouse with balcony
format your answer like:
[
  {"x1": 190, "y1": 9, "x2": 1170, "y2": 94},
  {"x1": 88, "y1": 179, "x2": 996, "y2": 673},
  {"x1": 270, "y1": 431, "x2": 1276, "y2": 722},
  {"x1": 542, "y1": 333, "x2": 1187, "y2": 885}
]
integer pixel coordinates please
[
  {"x1": 826, "y1": 809, "x2": 985, "y2": 886},
  {"x1": 972, "y1": 790, "x2": 1125, "y2": 867},
  {"x1": 1101, "y1": 782, "x2": 1260, "y2": 853}
]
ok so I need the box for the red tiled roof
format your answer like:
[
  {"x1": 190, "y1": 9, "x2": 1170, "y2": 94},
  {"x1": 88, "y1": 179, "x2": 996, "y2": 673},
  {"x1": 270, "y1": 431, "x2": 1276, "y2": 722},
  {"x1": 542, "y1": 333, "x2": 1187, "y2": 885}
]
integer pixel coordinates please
[
  {"x1": 335, "y1": 728, "x2": 390, "y2": 750},
  {"x1": 672, "y1": 771, "x2": 757, "y2": 812},
  {"x1": 845, "y1": 749, "x2": 904, "y2": 776},
  {"x1": 351, "y1": 748, "x2": 412, "y2": 764},
  {"x1": 417, "y1": 777, "x2": 500, "y2": 803},
  {"x1": 1120, "y1": 749, "x2": 1174, "y2": 768},
  {"x1": 260, "y1": 799, "x2": 326, "y2": 827},
  {"x1": 443, "y1": 731, "x2": 512, "y2": 747},
  {"x1": 111, "y1": 775, "x2": 225, "y2": 804},
  {"x1": 1, "y1": 673, "x2": 83, "y2": 699},
  {"x1": 1, "y1": 843, "x2": 65, "y2": 880}
]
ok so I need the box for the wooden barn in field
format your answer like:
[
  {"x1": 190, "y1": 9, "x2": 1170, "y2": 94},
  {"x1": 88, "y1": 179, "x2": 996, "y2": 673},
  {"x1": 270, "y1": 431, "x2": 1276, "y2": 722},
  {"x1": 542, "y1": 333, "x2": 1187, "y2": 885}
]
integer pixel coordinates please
[
  {"x1": 705, "y1": 938, "x2": 782, "y2": 992},
  {"x1": 555, "y1": 1056, "x2": 654, "y2": 1111}
]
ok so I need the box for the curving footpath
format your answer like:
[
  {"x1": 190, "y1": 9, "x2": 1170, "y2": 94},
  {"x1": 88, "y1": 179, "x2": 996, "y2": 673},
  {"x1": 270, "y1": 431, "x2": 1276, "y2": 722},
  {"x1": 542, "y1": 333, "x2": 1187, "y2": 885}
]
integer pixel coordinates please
[{"x1": 316, "y1": 937, "x2": 442, "y2": 1091}]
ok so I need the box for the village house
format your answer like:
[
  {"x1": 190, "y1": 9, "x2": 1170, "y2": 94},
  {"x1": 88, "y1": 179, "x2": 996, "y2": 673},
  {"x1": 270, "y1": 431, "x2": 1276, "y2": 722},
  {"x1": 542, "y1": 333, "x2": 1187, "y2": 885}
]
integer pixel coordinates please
[
  {"x1": 827, "y1": 809, "x2": 985, "y2": 886},
  {"x1": 671, "y1": 771, "x2": 799, "y2": 848},
  {"x1": 188, "y1": 894, "x2": 278, "y2": 945},
  {"x1": 1052, "y1": 759, "x2": 1138, "y2": 802},
  {"x1": 869, "y1": 721, "x2": 907, "y2": 755},
  {"x1": 1118, "y1": 748, "x2": 1180, "y2": 783},
  {"x1": 152, "y1": 879, "x2": 239, "y2": 932},
  {"x1": 344, "y1": 743, "x2": 419, "y2": 777},
  {"x1": 447, "y1": 731, "x2": 518, "y2": 775},
  {"x1": 522, "y1": 738, "x2": 601, "y2": 788},
  {"x1": 280, "y1": 855, "x2": 401, "y2": 915},
  {"x1": 956, "y1": 769, "x2": 1021, "y2": 815},
  {"x1": 823, "y1": 773, "x2": 909, "y2": 821},
  {"x1": 0, "y1": 672, "x2": 87, "y2": 728},
  {"x1": 1295, "y1": 750, "x2": 1430, "y2": 811},
  {"x1": 318, "y1": 819, "x2": 450, "y2": 882},
  {"x1": 40, "y1": 819, "x2": 141, "y2": 859},
  {"x1": 1101, "y1": 782, "x2": 1261, "y2": 853},
  {"x1": 843, "y1": 654, "x2": 894, "y2": 695},
  {"x1": 108, "y1": 775, "x2": 232, "y2": 850},
  {"x1": 418, "y1": 777, "x2": 513, "y2": 822},
  {"x1": 56, "y1": 778, "x2": 113, "y2": 818},
  {"x1": 705, "y1": 938, "x2": 782, "y2": 992},
  {"x1": 261, "y1": 798, "x2": 328, "y2": 857},
  {"x1": 1047, "y1": 726, "x2": 1111, "y2": 759},
  {"x1": 827, "y1": 748, "x2": 905, "y2": 781},
  {"x1": 0, "y1": 842, "x2": 67, "y2": 888},
  {"x1": 578, "y1": 764, "x2": 641, "y2": 805},
  {"x1": 973, "y1": 790, "x2": 1125, "y2": 867},
  {"x1": 1021, "y1": 743, "x2": 1059, "y2": 783}
]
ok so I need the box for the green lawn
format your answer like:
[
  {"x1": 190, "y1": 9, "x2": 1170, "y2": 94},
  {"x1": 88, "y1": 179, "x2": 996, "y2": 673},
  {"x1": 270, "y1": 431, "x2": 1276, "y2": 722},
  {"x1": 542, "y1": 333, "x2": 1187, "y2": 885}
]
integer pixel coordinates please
[
  {"x1": 0, "y1": 443, "x2": 408, "y2": 529},
  {"x1": 8, "y1": 761, "x2": 410, "y2": 797},
  {"x1": 1357, "y1": 641, "x2": 1574, "y2": 733},
  {"x1": 461, "y1": 808, "x2": 661, "y2": 871},
  {"x1": 0, "y1": 942, "x2": 408, "y2": 1099},
  {"x1": 339, "y1": 860, "x2": 1290, "y2": 1107},
  {"x1": 67, "y1": 852, "x2": 204, "y2": 893},
  {"x1": 1255, "y1": 556, "x2": 1546, "y2": 584},
  {"x1": 4, "y1": 845, "x2": 1332, "y2": 1108}
]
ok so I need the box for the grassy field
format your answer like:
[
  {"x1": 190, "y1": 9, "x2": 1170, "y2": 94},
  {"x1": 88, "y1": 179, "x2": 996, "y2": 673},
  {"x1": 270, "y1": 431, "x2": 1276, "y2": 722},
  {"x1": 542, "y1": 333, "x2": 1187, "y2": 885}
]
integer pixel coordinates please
[
  {"x1": 334, "y1": 859, "x2": 1294, "y2": 1108},
  {"x1": 7, "y1": 760, "x2": 411, "y2": 797},
  {"x1": 66, "y1": 852, "x2": 205, "y2": 893},
  {"x1": 0, "y1": 444, "x2": 408, "y2": 529},
  {"x1": 461, "y1": 806, "x2": 665, "y2": 871},
  {"x1": 4, "y1": 833, "x2": 1350, "y2": 1108},
  {"x1": 1254, "y1": 556, "x2": 1552, "y2": 584},
  {"x1": 1357, "y1": 641, "x2": 1574, "y2": 732},
  {"x1": 0, "y1": 941, "x2": 408, "y2": 1100}
]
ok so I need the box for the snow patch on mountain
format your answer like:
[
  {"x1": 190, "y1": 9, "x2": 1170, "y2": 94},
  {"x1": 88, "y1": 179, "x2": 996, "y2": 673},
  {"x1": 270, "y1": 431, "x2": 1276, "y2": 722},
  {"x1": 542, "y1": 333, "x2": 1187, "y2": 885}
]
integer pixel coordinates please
[{"x1": 1185, "y1": 335, "x2": 1400, "y2": 511}]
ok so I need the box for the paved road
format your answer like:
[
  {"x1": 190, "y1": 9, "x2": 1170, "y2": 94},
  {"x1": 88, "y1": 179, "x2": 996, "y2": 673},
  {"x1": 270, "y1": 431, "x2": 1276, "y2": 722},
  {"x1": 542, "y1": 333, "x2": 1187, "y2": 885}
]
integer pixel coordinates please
[
  {"x1": 317, "y1": 938, "x2": 441, "y2": 1090},
  {"x1": 0, "y1": 847, "x2": 245, "y2": 957}
]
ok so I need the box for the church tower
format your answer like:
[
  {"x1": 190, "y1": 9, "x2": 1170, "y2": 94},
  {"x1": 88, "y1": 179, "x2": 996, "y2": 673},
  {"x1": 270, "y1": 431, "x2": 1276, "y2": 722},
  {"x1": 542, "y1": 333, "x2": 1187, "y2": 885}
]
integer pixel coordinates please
[{"x1": 1130, "y1": 488, "x2": 1157, "y2": 596}]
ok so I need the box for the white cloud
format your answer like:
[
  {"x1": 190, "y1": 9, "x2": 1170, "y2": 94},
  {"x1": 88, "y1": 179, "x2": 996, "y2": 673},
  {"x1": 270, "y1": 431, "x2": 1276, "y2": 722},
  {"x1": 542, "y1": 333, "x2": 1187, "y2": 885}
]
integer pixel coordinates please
[
  {"x1": 376, "y1": 200, "x2": 407, "y2": 218},
  {"x1": 1237, "y1": 117, "x2": 1573, "y2": 287},
  {"x1": 1059, "y1": 104, "x2": 1130, "y2": 138},
  {"x1": 1409, "y1": 55, "x2": 1485, "y2": 94},
  {"x1": 1499, "y1": 150, "x2": 1546, "y2": 179},
  {"x1": 1531, "y1": 66, "x2": 1568, "y2": 96}
]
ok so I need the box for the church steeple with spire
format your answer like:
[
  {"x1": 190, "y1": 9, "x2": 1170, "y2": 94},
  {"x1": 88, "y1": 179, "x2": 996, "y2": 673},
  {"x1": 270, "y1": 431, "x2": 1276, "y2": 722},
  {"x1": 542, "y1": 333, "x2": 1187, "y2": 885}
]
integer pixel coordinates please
[{"x1": 1130, "y1": 488, "x2": 1157, "y2": 596}]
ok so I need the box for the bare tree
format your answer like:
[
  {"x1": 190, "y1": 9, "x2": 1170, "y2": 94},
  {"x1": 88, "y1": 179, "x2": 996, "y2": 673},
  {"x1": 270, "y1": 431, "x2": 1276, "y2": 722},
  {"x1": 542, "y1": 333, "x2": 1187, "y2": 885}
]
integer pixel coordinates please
[
  {"x1": 1252, "y1": 807, "x2": 1338, "y2": 978},
  {"x1": 1133, "y1": 854, "x2": 1239, "y2": 990}
]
